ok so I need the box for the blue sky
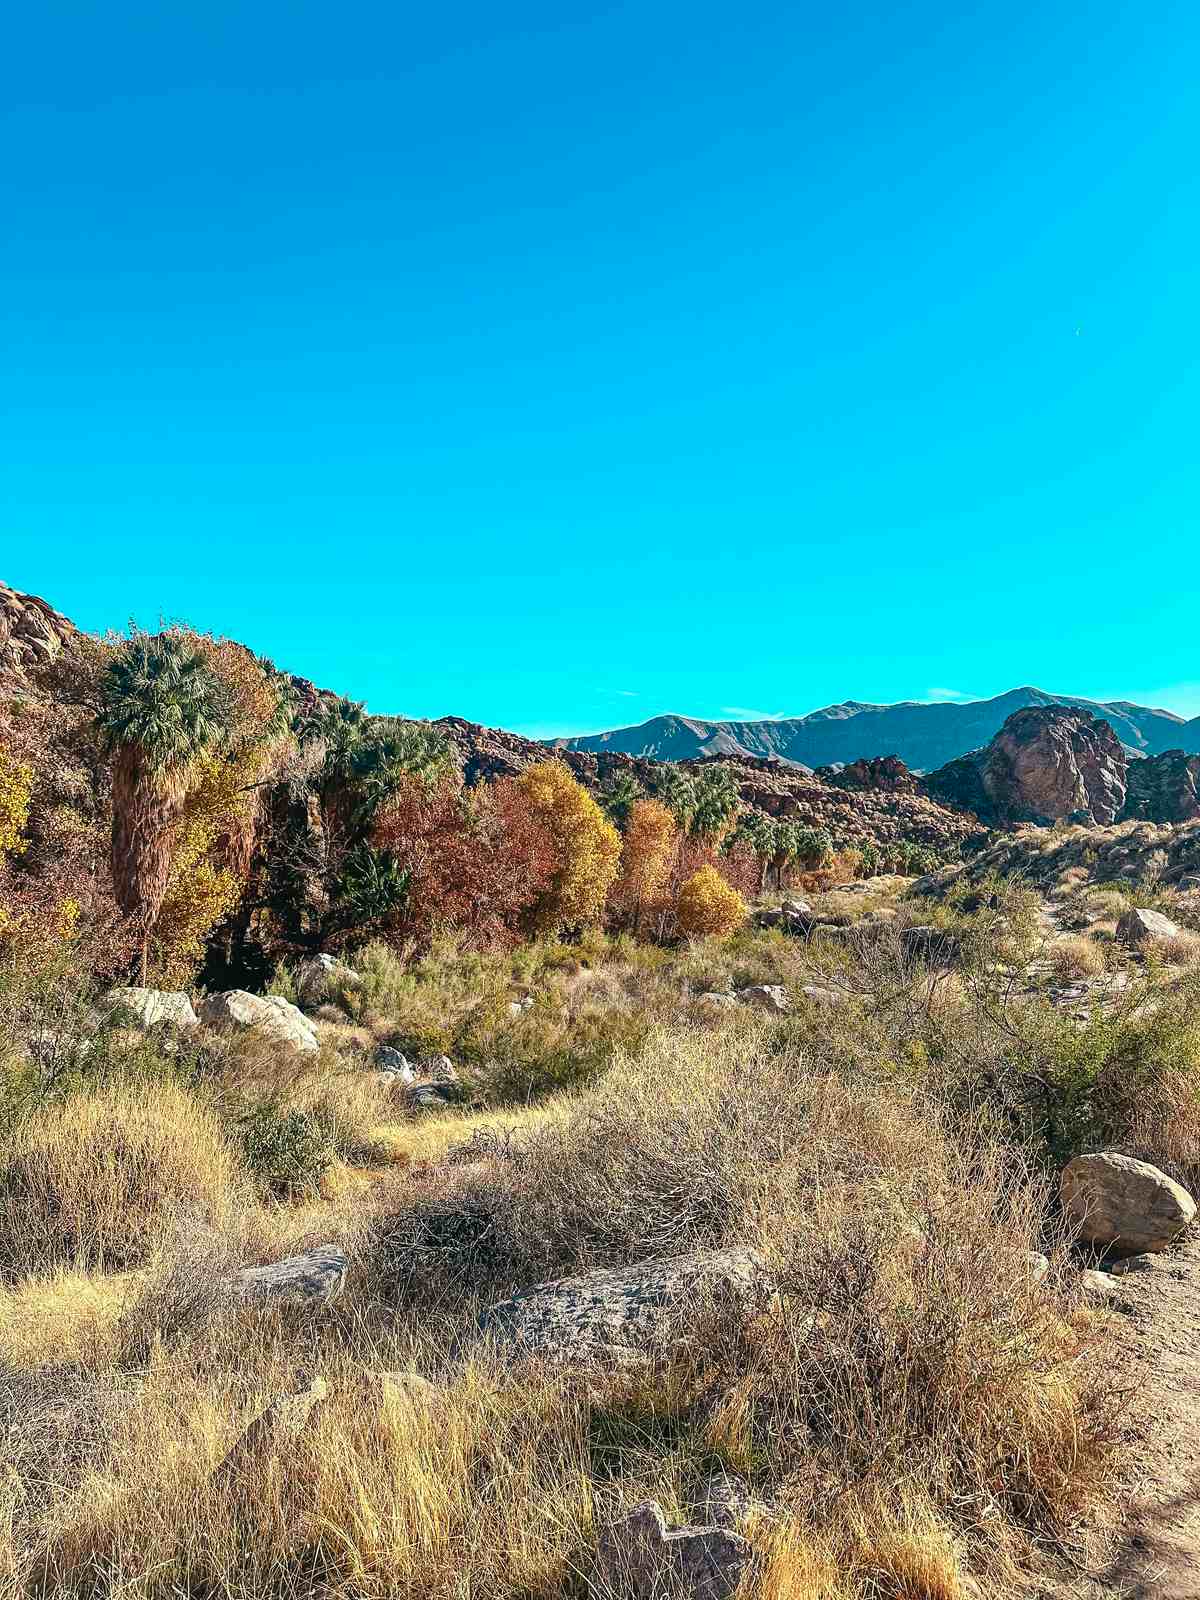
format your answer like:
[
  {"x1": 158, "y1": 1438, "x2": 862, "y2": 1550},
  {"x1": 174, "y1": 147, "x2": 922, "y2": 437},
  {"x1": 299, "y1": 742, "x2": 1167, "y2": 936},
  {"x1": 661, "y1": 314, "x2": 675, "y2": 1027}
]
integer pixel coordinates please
[{"x1": 3, "y1": 1, "x2": 1197, "y2": 734}]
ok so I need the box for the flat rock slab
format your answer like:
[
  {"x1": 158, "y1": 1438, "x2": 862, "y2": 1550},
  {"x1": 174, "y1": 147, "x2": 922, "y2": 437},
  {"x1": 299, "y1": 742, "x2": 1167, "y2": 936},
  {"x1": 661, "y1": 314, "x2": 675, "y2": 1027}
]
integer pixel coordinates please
[
  {"x1": 216, "y1": 1376, "x2": 328, "y2": 1479},
  {"x1": 197, "y1": 990, "x2": 320, "y2": 1053},
  {"x1": 104, "y1": 987, "x2": 199, "y2": 1030},
  {"x1": 233, "y1": 1245, "x2": 348, "y2": 1306},
  {"x1": 477, "y1": 1247, "x2": 770, "y2": 1367},
  {"x1": 1117, "y1": 906, "x2": 1180, "y2": 947}
]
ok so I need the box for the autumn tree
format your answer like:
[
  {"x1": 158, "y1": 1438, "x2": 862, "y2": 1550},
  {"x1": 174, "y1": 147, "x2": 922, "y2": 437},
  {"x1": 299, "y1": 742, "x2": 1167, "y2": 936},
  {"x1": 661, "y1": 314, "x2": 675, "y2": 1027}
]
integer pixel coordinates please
[
  {"x1": 608, "y1": 797, "x2": 679, "y2": 936},
  {"x1": 675, "y1": 863, "x2": 748, "y2": 940},
  {"x1": 512, "y1": 761, "x2": 620, "y2": 937}
]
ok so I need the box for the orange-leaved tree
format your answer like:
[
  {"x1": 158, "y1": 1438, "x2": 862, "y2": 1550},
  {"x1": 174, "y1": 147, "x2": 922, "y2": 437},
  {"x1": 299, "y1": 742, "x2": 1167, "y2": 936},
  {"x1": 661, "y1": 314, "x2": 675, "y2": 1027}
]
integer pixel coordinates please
[
  {"x1": 675, "y1": 863, "x2": 748, "y2": 941},
  {"x1": 608, "y1": 797, "x2": 679, "y2": 937},
  {"x1": 512, "y1": 761, "x2": 620, "y2": 937}
]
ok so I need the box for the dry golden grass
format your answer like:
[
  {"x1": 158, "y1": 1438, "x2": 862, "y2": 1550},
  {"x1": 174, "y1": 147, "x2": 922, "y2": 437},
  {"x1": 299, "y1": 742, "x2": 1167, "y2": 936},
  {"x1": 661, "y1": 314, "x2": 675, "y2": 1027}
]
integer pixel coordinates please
[
  {"x1": 0, "y1": 1078, "x2": 243, "y2": 1276},
  {"x1": 1145, "y1": 931, "x2": 1200, "y2": 968}
]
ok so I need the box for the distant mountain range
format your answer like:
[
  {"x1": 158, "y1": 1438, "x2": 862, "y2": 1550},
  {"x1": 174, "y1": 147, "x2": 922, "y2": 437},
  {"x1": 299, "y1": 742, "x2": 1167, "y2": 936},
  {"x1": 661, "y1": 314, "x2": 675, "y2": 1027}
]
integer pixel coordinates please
[{"x1": 546, "y1": 689, "x2": 1200, "y2": 771}]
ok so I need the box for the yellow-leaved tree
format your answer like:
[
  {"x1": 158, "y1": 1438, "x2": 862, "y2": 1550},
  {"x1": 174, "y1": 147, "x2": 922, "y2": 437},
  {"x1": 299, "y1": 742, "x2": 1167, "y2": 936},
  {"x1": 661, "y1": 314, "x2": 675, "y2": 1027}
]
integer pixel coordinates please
[
  {"x1": 609, "y1": 797, "x2": 678, "y2": 937},
  {"x1": 514, "y1": 761, "x2": 620, "y2": 936},
  {"x1": 675, "y1": 863, "x2": 748, "y2": 941}
]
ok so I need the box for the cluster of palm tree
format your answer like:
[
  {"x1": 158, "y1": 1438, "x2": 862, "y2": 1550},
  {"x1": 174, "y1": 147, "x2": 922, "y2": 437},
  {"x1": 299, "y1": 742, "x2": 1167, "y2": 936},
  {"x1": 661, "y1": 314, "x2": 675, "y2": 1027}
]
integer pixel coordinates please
[{"x1": 728, "y1": 815, "x2": 833, "y2": 891}]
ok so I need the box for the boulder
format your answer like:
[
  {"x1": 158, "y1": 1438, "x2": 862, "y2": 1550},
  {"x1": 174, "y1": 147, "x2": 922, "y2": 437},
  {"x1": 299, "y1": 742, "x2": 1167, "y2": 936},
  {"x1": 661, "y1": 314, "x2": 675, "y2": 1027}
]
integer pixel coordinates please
[
  {"x1": 233, "y1": 1245, "x2": 348, "y2": 1305},
  {"x1": 295, "y1": 954, "x2": 361, "y2": 1006},
  {"x1": 1079, "y1": 1268, "x2": 1119, "y2": 1300},
  {"x1": 216, "y1": 1376, "x2": 328, "y2": 1479},
  {"x1": 104, "y1": 987, "x2": 199, "y2": 1031},
  {"x1": 197, "y1": 990, "x2": 319, "y2": 1053},
  {"x1": 1117, "y1": 907, "x2": 1181, "y2": 948},
  {"x1": 1026, "y1": 1251, "x2": 1050, "y2": 1285},
  {"x1": 407, "y1": 1083, "x2": 457, "y2": 1112},
  {"x1": 509, "y1": 995, "x2": 534, "y2": 1017},
  {"x1": 375, "y1": 1046, "x2": 415, "y2": 1081},
  {"x1": 477, "y1": 1247, "x2": 770, "y2": 1367},
  {"x1": 736, "y1": 984, "x2": 790, "y2": 1015},
  {"x1": 1060, "y1": 1153, "x2": 1196, "y2": 1256},
  {"x1": 594, "y1": 1501, "x2": 751, "y2": 1600}
]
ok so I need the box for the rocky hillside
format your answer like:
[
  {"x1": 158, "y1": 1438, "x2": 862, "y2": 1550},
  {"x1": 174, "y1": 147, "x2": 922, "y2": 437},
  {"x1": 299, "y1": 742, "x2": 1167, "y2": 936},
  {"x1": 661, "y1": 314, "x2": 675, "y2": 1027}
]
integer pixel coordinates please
[
  {"x1": 548, "y1": 687, "x2": 1200, "y2": 768},
  {"x1": 0, "y1": 581, "x2": 79, "y2": 691},
  {"x1": 435, "y1": 718, "x2": 979, "y2": 853},
  {"x1": 922, "y1": 705, "x2": 1200, "y2": 829},
  {"x1": 917, "y1": 817, "x2": 1200, "y2": 898}
]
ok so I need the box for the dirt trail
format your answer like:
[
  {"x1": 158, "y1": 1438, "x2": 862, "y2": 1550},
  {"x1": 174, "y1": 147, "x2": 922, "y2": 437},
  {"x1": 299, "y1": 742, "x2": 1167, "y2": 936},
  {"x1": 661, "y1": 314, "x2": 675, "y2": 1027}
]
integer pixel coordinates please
[{"x1": 1049, "y1": 1235, "x2": 1200, "y2": 1599}]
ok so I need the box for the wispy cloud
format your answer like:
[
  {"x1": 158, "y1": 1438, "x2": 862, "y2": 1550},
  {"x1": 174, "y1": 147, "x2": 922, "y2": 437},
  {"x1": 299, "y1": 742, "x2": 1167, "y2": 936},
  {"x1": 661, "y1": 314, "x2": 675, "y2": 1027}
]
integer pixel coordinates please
[
  {"x1": 614, "y1": 689, "x2": 639, "y2": 698},
  {"x1": 721, "y1": 705, "x2": 787, "y2": 720},
  {"x1": 925, "y1": 687, "x2": 970, "y2": 702}
]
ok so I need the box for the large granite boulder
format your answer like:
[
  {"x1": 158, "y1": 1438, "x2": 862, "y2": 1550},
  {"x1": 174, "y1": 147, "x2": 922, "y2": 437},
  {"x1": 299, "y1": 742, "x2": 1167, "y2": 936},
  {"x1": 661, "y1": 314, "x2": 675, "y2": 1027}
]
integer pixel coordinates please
[
  {"x1": 924, "y1": 706, "x2": 1127, "y2": 825},
  {"x1": 478, "y1": 1248, "x2": 770, "y2": 1367},
  {"x1": 104, "y1": 987, "x2": 199, "y2": 1031},
  {"x1": 1116, "y1": 906, "x2": 1181, "y2": 948},
  {"x1": 1061, "y1": 1153, "x2": 1196, "y2": 1256},
  {"x1": 197, "y1": 991, "x2": 319, "y2": 1053},
  {"x1": 594, "y1": 1501, "x2": 751, "y2": 1600}
]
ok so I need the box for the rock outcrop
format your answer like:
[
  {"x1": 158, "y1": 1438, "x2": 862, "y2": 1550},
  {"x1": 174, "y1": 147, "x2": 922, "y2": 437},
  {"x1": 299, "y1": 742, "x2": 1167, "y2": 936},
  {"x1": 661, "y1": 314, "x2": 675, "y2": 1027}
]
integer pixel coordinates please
[
  {"x1": 1060, "y1": 1153, "x2": 1196, "y2": 1256},
  {"x1": 814, "y1": 755, "x2": 918, "y2": 793},
  {"x1": 0, "y1": 581, "x2": 79, "y2": 691},
  {"x1": 233, "y1": 1245, "x2": 348, "y2": 1305},
  {"x1": 924, "y1": 706, "x2": 1128, "y2": 826},
  {"x1": 104, "y1": 987, "x2": 199, "y2": 1030},
  {"x1": 1124, "y1": 749, "x2": 1200, "y2": 824}
]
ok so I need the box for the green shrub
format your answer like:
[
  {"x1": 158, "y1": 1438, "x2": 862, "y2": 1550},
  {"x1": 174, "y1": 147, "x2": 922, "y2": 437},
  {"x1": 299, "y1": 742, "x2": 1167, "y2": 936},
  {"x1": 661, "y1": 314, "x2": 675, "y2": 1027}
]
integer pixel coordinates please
[{"x1": 235, "y1": 1101, "x2": 336, "y2": 1197}]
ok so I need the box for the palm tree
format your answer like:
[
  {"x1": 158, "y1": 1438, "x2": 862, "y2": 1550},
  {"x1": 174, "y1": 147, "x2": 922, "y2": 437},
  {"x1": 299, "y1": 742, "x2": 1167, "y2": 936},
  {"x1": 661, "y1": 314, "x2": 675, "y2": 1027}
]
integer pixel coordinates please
[
  {"x1": 598, "y1": 769, "x2": 642, "y2": 829},
  {"x1": 690, "y1": 766, "x2": 740, "y2": 841},
  {"x1": 348, "y1": 719, "x2": 451, "y2": 828},
  {"x1": 97, "y1": 633, "x2": 232, "y2": 981}
]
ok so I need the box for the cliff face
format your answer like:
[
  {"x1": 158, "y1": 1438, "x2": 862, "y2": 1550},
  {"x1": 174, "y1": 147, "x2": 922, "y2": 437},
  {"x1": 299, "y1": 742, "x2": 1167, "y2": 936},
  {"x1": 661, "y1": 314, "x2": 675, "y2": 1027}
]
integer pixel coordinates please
[
  {"x1": 1124, "y1": 750, "x2": 1200, "y2": 824},
  {"x1": 924, "y1": 706, "x2": 1128, "y2": 825}
]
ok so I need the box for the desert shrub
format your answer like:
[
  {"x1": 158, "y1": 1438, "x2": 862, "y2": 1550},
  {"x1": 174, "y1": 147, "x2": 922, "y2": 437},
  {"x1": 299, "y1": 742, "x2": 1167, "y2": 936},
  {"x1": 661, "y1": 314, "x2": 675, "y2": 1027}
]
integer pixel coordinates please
[
  {"x1": 0, "y1": 1079, "x2": 242, "y2": 1276},
  {"x1": 1145, "y1": 931, "x2": 1200, "y2": 968},
  {"x1": 234, "y1": 1100, "x2": 337, "y2": 1197},
  {"x1": 676, "y1": 864, "x2": 748, "y2": 941},
  {"x1": 1048, "y1": 934, "x2": 1107, "y2": 980}
]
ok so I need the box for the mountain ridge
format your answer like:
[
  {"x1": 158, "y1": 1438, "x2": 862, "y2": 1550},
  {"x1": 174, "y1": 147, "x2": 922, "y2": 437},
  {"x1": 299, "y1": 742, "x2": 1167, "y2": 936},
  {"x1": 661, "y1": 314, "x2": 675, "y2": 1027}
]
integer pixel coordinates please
[{"x1": 547, "y1": 688, "x2": 1200, "y2": 770}]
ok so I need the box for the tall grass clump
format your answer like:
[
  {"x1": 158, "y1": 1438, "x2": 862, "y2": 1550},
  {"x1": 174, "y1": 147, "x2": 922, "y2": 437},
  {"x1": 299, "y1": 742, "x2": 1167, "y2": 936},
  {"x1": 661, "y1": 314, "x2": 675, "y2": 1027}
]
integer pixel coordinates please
[{"x1": 0, "y1": 1078, "x2": 242, "y2": 1276}]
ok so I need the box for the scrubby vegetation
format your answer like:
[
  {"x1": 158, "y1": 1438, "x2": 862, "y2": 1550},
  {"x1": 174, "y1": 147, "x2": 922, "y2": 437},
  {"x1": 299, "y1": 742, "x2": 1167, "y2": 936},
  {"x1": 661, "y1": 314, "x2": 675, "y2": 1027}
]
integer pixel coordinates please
[{"x1": 2, "y1": 625, "x2": 1200, "y2": 1597}]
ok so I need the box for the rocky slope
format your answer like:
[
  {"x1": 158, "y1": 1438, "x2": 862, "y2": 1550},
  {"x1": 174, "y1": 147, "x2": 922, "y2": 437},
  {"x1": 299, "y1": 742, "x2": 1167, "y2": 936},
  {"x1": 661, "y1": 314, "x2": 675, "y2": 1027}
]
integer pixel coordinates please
[
  {"x1": 922, "y1": 707, "x2": 1200, "y2": 830},
  {"x1": 548, "y1": 688, "x2": 1200, "y2": 768},
  {"x1": 0, "y1": 581, "x2": 79, "y2": 692}
]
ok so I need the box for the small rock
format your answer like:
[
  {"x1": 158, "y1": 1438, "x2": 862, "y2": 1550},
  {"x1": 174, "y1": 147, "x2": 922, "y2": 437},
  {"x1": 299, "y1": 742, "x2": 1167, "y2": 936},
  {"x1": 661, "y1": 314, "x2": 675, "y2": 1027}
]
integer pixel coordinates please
[
  {"x1": 1117, "y1": 907, "x2": 1180, "y2": 948},
  {"x1": 594, "y1": 1500, "x2": 751, "y2": 1600},
  {"x1": 233, "y1": 1245, "x2": 348, "y2": 1305},
  {"x1": 295, "y1": 954, "x2": 361, "y2": 1006},
  {"x1": 736, "y1": 984, "x2": 790, "y2": 1015},
  {"x1": 1079, "y1": 1268, "x2": 1118, "y2": 1300},
  {"x1": 1026, "y1": 1251, "x2": 1050, "y2": 1284},
  {"x1": 797, "y1": 984, "x2": 847, "y2": 1007},
  {"x1": 379, "y1": 1370, "x2": 439, "y2": 1406},
  {"x1": 1061, "y1": 1153, "x2": 1196, "y2": 1256},
  {"x1": 375, "y1": 1046, "x2": 415, "y2": 1081},
  {"x1": 104, "y1": 987, "x2": 199, "y2": 1030},
  {"x1": 216, "y1": 1376, "x2": 328, "y2": 1479},
  {"x1": 696, "y1": 1469, "x2": 760, "y2": 1531},
  {"x1": 508, "y1": 995, "x2": 534, "y2": 1017},
  {"x1": 694, "y1": 991, "x2": 738, "y2": 1012}
]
